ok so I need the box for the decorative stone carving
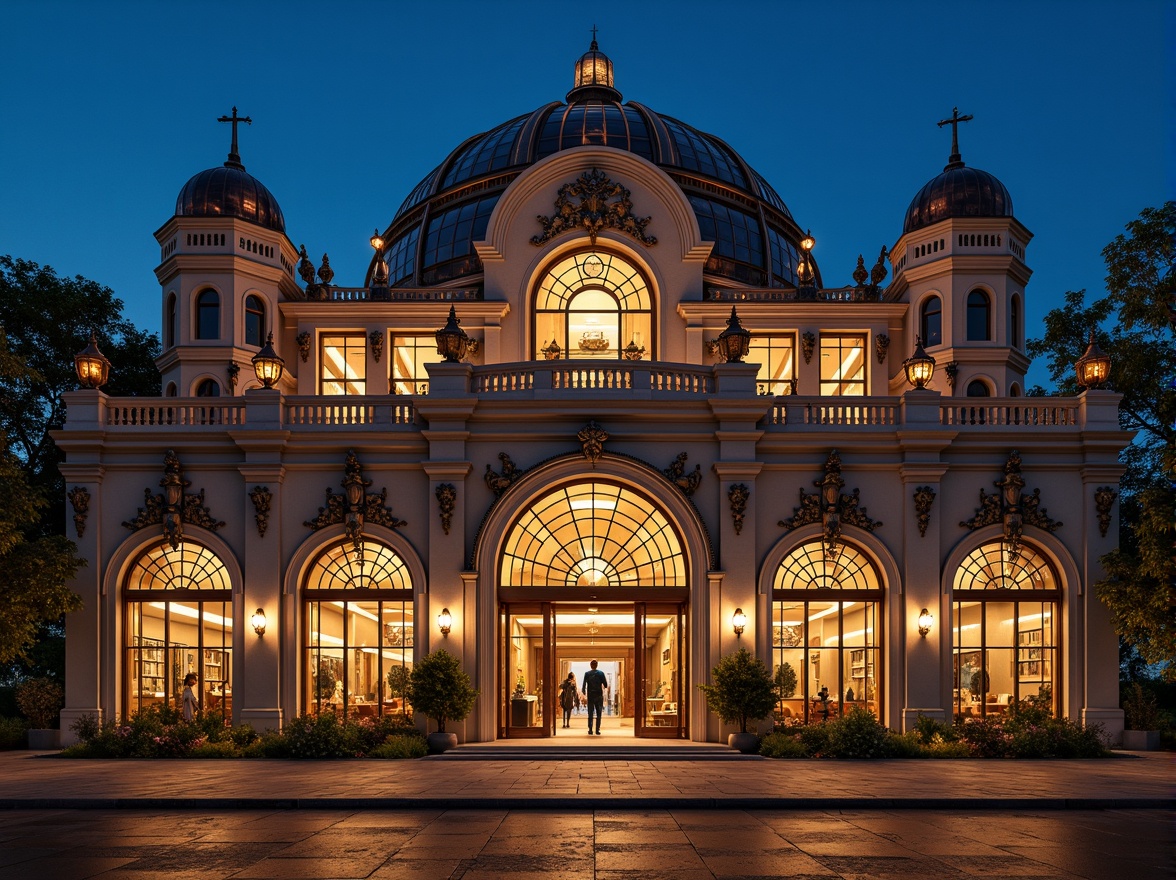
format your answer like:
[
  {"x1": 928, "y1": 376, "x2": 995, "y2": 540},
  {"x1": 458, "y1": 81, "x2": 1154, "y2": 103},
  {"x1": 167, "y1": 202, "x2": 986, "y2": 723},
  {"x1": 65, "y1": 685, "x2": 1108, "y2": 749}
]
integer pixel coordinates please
[
  {"x1": 436, "y1": 483, "x2": 457, "y2": 535},
  {"x1": 913, "y1": 485, "x2": 936, "y2": 538},
  {"x1": 122, "y1": 449, "x2": 224, "y2": 549},
  {"x1": 317, "y1": 253, "x2": 334, "y2": 286},
  {"x1": 875, "y1": 334, "x2": 889, "y2": 364},
  {"x1": 801, "y1": 331, "x2": 816, "y2": 365},
  {"x1": 304, "y1": 450, "x2": 405, "y2": 556},
  {"x1": 227, "y1": 362, "x2": 240, "y2": 392},
  {"x1": 663, "y1": 452, "x2": 702, "y2": 497},
  {"x1": 1094, "y1": 486, "x2": 1116, "y2": 538},
  {"x1": 485, "y1": 453, "x2": 524, "y2": 497},
  {"x1": 297, "y1": 332, "x2": 312, "y2": 363},
  {"x1": 944, "y1": 361, "x2": 959, "y2": 388},
  {"x1": 960, "y1": 450, "x2": 1061, "y2": 562},
  {"x1": 778, "y1": 449, "x2": 881, "y2": 560},
  {"x1": 729, "y1": 483, "x2": 750, "y2": 536},
  {"x1": 870, "y1": 246, "x2": 889, "y2": 287},
  {"x1": 577, "y1": 420, "x2": 609, "y2": 466},
  {"x1": 250, "y1": 486, "x2": 272, "y2": 538},
  {"x1": 531, "y1": 168, "x2": 657, "y2": 248},
  {"x1": 297, "y1": 244, "x2": 316, "y2": 285},
  {"x1": 852, "y1": 255, "x2": 869, "y2": 287},
  {"x1": 369, "y1": 331, "x2": 384, "y2": 363},
  {"x1": 67, "y1": 486, "x2": 90, "y2": 538}
]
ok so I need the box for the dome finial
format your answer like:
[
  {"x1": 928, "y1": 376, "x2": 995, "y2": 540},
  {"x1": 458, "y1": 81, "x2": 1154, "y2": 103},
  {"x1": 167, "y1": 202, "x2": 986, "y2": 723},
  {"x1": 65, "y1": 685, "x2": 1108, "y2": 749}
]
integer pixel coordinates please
[
  {"x1": 568, "y1": 29, "x2": 621, "y2": 102},
  {"x1": 217, "y1": 106, "x2": 252, "y2": 171},
  {"x1": 936, "y1": 106, "x2": 973, "y2": 171}
]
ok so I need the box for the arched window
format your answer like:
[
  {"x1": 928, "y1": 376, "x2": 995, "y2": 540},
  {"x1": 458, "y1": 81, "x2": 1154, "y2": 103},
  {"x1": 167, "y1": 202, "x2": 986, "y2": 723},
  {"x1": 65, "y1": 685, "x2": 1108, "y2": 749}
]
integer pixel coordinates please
[
  {"x1": 1009, "y1": 383, "x2": 1021, "y2": 397},
  {"x1": 1010, "y1": 295, "x2": 1021, "y2": 349},
  {"x1": 953, "y1": 541, "x2": 1059, "y2": 717},
  {"x1": 771, "y1": 542, "x2": 883, "y2": 724},
  {"x1": 124, "y1": 542, "x2": 232, "y2": 720},
  {"x1": 165, "y1": 294, "x2": 177, "y2": 349},
  {"x1": 966, "y1": 380, "x2": 990, "y2": 397},
  {"x1": 920, "y1": 295, "x2": 943, "y2": 346},
  {"x1": 195, "y1": 379, "x2": 221, "y2": 397},
  {"x1": 244, "y1": 295, "x2": 265, "y2": 347},
  {"x1": 196, "y1": 290, "x2": 220, "y2": 340},
  {"x1": 533, "y1": 251, "x2": 653, "y2": 360},
  {"x1": 967, "y1": 290, "x2": 990, "y2": 341},
  {"x1": 303, "y1": 539, "x2": 414, "y2": 719},
  {"x1": 501, "y1": 482, "x2": 685, "y2": 588},
  {"x1": 165, "y1": 382, "x2": 177, "y2": 397}
]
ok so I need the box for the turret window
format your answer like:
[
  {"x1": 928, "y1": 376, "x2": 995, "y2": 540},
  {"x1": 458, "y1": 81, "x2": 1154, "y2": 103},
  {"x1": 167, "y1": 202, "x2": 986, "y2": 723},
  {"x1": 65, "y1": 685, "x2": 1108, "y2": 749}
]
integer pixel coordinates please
[
  {"x1": 196, "y1": 290, "x2": 220, "y2": 340},
  {"x1": 1010, "y1": 295, "x2": 1021, "y2": 349},
  {"x1": 966, "y1": 290, "x2": 990, "y2": 341},
  {"x1": 165, "y1": 294, "x2": 177, "y2": 349},
  {"x1": 244, "y1": 295, "x2": 265, "y2": 347},
  {"x1": 966, "y1": 380, "x2": 990, "y2": 397},
  {"x1": 196, "y1": 379, "x2": 221, "y2": 397},
  {"x1": 920, "y1": 296, "x2": 942, "y2": 346}
]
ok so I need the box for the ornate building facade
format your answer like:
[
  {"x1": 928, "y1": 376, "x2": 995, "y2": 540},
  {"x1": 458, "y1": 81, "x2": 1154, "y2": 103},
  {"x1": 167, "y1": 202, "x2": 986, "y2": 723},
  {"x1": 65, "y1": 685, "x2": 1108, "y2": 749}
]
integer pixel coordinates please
[{"x1": 55, "y1": 43, "x2": 1130, "y2": 744}]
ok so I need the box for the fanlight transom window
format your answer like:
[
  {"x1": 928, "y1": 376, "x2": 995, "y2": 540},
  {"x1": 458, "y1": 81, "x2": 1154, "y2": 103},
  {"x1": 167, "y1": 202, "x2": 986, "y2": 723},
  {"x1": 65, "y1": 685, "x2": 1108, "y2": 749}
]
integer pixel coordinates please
[
  {"x1": 954, "y1": 542, "x2": 1057, "y2": 592},
  {"x1": 126, "y1": 543, "x2": 231, "y2": 592},
  {"x1": 534, "y1": 252, "x2": 653, "y2": 360},
  {"x1": 773, "y1": 542, "x2": 880, "y2": 592},
  {"x1": 501, "y1": 482, "x2": 685, "y2": 588},
  {"x1": 306, "y1": 540, "x2": 413, "y2": 592}
]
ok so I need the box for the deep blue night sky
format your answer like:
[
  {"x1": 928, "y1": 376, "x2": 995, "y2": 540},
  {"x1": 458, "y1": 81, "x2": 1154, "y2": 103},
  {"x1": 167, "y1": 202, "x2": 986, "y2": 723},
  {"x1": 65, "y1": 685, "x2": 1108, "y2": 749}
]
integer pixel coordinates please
[{"x1": 1, "y1": 1, "x2": 1169, "y2": 388}]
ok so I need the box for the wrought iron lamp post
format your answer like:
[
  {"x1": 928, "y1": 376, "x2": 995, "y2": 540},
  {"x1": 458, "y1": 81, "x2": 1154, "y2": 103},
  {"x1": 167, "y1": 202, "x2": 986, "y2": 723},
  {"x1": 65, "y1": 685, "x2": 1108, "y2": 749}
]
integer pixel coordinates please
[
  {"x1": 903, "y1": 335, "x2": 936, "y2": 389},
  {"x1": 1074, "y1": 328, "x2": 1111, "y2": 389},
  {"x1": 74, "y1": 331, "x2": 111, "y2": 389},
  {"x1": 251, "y1": 332, "x2": 285, "y2": 389},
  {"x1": 714, "y1": 307, "x2": 752, "y2": 363}
]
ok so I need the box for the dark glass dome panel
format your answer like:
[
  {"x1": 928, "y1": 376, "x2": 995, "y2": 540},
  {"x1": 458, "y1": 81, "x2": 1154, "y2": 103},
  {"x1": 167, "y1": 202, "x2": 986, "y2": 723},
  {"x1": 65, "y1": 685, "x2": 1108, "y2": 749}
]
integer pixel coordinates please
[
  {"x1": 767, "y1": 226, "x2": 800, "y2": 286},
  {"x1": 534, "y1": 101, "x2": 656, "y2": 162},
  {"x1": 904, "y1": 165, "x2": 1013, "y2": 234},
  {"x1": 421, "y1": 193, "x2": 499, "y2": 273},
  {"x1": 176, "y1": 166, "x2": 285, "y2": 232},
  {"x1": 661, "y1": 117, "x2": 748, "y2": 189},
  {"x1": 397, "y1": 165, "x2": 441, "y2": 216},
  {"x1": 689, "y1": 195, "x2": 763, "y2": 268},
  {"x1": 752, "y1": 169, "x2": 793, "y2": 221},
  {"x1": 442, "y1": 115, "x2": 528, "y2": 190},
  {"x1": 386, "y1": 227, "x2": 419, "y2": 287}
]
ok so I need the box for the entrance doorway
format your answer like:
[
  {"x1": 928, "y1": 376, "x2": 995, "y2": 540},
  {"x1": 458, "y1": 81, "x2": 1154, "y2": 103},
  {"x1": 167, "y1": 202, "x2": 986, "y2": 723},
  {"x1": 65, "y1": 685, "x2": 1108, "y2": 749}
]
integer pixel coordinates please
[{"x1": 499, "y1": 602, "x2": 686, "y2": 739}]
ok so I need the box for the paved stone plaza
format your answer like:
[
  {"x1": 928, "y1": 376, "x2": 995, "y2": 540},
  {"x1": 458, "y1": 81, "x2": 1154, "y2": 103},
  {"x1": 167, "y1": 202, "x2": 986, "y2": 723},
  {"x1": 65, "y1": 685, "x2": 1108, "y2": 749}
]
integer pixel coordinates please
[{"x1": 0, "y1": 750, "x2": 1170, "y2": 878}]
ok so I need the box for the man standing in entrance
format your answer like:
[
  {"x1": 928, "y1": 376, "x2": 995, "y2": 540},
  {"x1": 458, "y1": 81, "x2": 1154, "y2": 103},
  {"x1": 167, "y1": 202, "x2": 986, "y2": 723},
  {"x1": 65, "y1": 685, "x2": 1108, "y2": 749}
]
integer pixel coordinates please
[{"x1": 582, "y1": 659, "x2": 609, "y2": 735}]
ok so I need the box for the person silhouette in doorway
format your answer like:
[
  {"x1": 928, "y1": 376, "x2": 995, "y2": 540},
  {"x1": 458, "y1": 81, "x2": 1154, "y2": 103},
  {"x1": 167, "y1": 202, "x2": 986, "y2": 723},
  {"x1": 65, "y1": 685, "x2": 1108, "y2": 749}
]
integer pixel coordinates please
[
  {"x1": 558, "y1": 672, "x2": 578, "y2": 728},
  {"x1": 582, "y1": 660, "x2": 609, "y2": 735}
]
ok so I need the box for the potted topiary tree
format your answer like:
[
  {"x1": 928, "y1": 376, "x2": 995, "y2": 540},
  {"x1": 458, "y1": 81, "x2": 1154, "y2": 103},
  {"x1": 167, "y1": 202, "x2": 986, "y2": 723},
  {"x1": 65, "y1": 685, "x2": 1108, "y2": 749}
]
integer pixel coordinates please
[
  {"x1": 698, "y1": 647, "x2": 777, "y2": 752},
  {"x1": 773, "y1": 661, "x2": 798, "y2": 724},
  {"x1": 407, "y1": 649, "x2": 478, "y2": 753},
  {"x1": 15, "y1": 677, "x2": 64, "y2": 750},
  {"x1": 1121, "y1": 682, "x2": 1161, "y2": 751}
]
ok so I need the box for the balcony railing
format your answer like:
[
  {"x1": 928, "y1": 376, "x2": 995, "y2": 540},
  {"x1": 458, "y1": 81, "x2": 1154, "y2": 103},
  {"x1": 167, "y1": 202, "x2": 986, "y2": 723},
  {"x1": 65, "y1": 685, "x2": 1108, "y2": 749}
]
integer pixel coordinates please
[
  {"x1": 940, "y1": 401, "x2": 1078, "y2": 427},
  {"x1": 285, "y1": 397, "x2": 416, "y2": 426},
  {"x1": 470, "y1": 363, "x2": 714, "y2": 397},
  {"x1": 106, "y1": 401, "x2": 246, "y2": 427}
]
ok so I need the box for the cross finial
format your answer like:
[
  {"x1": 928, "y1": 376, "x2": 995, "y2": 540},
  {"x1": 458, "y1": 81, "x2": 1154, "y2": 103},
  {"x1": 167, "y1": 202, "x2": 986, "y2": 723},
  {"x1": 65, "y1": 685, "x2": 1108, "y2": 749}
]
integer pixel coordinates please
[
  {"x1": 217, "y1": 106, "x2": 252, "y2": 170},
  {"x1": 590, "y1": 24, "x2": 598, "y2": 49},
  {"x1": 936, "y1": 106, "x2": 973, "y2": 170}
]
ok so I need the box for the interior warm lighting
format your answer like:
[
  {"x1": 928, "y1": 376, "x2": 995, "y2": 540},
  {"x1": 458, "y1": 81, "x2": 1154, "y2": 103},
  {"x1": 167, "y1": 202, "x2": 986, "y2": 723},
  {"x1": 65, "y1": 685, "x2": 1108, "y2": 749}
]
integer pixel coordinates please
[
  {"x1": 732, "y1": 608, "x2": 747, "y2": 637},
  {"x1": 148, "y1": 602, "x2": 231, "y2": 628},
  {"x1": 250, "y1": 608, "x2": 267, "y2": 637},
  {"x1": 437, "y1": 607, "x2": 452, "y2": 636},
  {"x1": 917, "y1": 608, "x2": 934, "y2": 637}
]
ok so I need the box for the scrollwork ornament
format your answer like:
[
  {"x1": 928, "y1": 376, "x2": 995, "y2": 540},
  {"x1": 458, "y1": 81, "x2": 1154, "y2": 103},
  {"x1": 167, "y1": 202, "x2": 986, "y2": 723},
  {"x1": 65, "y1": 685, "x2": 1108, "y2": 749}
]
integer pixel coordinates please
[
  {"x1": 67, "y1": 486, "x2": 90, "y2": 538},
  {"x1": 577, "y1": 420, "x2": 609, "y2": 467},
  {"x1": 663, "y1": 452, "x2": 702, "y2": 497},
  {"x1": 875, "y1": 334, "x2": 890, "y2": 364},
  {"x1": 961, "y1": 451, "x2": 1061, "y2": 562},
  {"x1": 249, "y1": 486, "x2": 272, "y2": 538},
  {"x1": 436, "y1": 483, "x2": 457, "y2": 535},
  {"x1": 913, "y1": 485, "x2": 936, "y2": 538},
  {"x1": 779, "y1": 449, "x2": 880, "y2": 559},
  {"x1": 531, "y1": 168, "x2": 657, "y2": 248},
  {"x1": 369, "y1": 331, "x2": 384, "y2": 363},
  {"x1": 121, "y1": 450, "x2": 223, "y2": 548},
  {"x1": 1094, "y1": 486, "x2": 1116, "y2": 538},
  {"x1": 801, "y1": 331, "x2": 816, "y2": 364},
  {"x1": 296, "y1": 332, "x2": 312, "y2": 363},
  {"x1": 304, "y1": 450, "x2": 405, "y2": 555},
  {"x1": 485, "y1": 453, "x2": 523, "y2": 497},
  {"x1": 729, "y1": 483, "x2": 750, "y2": 536}
]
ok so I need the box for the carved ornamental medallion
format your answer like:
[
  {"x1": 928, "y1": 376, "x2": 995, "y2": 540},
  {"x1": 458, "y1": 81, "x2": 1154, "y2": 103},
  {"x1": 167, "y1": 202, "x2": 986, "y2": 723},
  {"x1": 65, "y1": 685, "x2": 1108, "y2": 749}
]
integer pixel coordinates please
[{"x1": 531, "y1": 169, "x2": 657, "y2": 248}]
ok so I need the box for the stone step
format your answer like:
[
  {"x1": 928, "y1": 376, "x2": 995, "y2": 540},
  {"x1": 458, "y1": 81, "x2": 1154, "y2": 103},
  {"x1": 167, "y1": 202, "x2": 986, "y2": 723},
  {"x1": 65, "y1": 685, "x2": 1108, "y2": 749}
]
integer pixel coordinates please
[{"x1": 430, "y1": 744, "x2": 760, "y2": 761}]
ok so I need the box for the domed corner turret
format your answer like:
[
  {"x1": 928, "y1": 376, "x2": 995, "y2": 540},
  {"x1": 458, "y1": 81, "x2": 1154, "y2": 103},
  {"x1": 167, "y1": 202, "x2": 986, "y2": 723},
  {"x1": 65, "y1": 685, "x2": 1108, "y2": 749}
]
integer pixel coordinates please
[
  {"x1": 174, "y1": 107, "x2": 286, "y2": 233},
  {"x1": 902, "y1": 107, "x2": 1013, "y2": 235},
  {"x1": 566, "y1": 31, "x2": 622, "y2": 103}
]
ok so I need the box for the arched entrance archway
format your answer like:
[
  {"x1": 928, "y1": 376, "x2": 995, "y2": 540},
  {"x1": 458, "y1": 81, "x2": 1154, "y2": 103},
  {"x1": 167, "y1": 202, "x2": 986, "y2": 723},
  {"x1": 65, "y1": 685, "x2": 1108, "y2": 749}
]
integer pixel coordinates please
[{"x1": 474, "y1": 457, "x2": 710, "y2": 741}]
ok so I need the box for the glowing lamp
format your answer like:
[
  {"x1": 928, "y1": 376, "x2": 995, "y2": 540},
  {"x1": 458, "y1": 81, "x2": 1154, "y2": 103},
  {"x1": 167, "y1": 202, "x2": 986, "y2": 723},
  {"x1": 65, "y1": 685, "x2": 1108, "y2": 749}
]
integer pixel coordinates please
[
  {"x1": 917, "y1": 608, "x2": 933, "y2": 638},
  {"x1": 732, "y1": 608, "x2": 747, "y2": 637},
  {"x1": 1074, "y1": 329, "x2": 1111, "y2": 389},
  {"x1": 435, "y1": 306, "x2": 470, "y2": 363},
  {"x1": 714, "y1": 306, "x2": 752, "y2": 363},
  {"x1": 437, "y1": 607, "x2": 453, "y2": 637},
  {"x1": 74, "y1": 331, "x2": 111, "y2": 389},
  {"x1": 251, "y1": 332, "x2": 285, "y2": 389},
  {"x1": 903, "y1": 335, "x2": 936, "y2": 389},
  {"x1": 251, "y1": 608, "x2": 267, "y2": 637}
]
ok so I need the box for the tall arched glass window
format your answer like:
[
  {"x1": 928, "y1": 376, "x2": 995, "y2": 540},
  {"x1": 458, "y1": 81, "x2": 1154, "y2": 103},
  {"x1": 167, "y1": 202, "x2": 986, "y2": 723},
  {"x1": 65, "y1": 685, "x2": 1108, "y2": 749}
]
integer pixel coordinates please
[
  {"x1": 533, "y1": 252, "x2": 653, "y2": 360},
  {"x1": 501, "y1": 482, "x2": 685, "y2": 589},
  {"x1": 303, "y1": 539, "x2": 414, "y2": 719},
  {"x1": 920, "y1": 296, "x2": 942, "y2": 346},
  {"x1": 967, "y1": 290, "x2": 990, "y2": 341},
  {"x1": 124, "y1": 542, "x2": 232, "y2": 721},
  {"x1": 771, "y1": 542, "x2": 883, "y2": 724},
  {"x1": 165, "y1": 294, "x2": 177, "y2": 349},
  {"x1": 952, "y1": 541, "x2": 1059, "y2": 717},
  {"x1": 195, "y1": 379, "x2": 221, "y2": 397},
  {"x1": 966, "y1": 380, "x2": 990, "y2": 397},
  {"x1": 244, "y1": 295, "x2": 265, "y2": 347},
  {"x1": 196, "y1": 290, "x2": 220, "y2": 340}
]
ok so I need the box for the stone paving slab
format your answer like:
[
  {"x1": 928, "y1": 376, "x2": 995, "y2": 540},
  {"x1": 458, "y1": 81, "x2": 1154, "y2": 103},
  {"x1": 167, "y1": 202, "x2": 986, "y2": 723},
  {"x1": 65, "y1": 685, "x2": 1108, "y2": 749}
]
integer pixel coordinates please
[{"x1": 0, "y1": 750, "x2": 1170, "y2": 811}]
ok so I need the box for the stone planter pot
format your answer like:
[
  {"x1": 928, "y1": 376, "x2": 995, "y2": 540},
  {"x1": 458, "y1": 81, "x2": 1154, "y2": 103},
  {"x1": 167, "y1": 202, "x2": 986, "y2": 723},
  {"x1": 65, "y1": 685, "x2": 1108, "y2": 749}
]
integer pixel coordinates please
[
  {"x1": 728, "y1": 732, "x2": 760, "y2": 754},
  {"x1": 1121, "y1": 729, "x2": 1160, "y2": 751},
  {"x1": 26, "y1": 729, "x2": 60, "y2": 750},
  {"x1": 427, "y1": 732, "x2": 458, "y2": 754}
]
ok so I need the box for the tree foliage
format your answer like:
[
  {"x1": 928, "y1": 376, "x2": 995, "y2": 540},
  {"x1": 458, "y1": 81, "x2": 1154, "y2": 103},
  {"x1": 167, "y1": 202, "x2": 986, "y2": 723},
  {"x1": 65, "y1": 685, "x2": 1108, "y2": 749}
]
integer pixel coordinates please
[
  {"x1": 1026, "y1": 203, "x2": 1175, "y2": 677},
  {"x1": 0, "y1": 256, "x2": 160, "y2": 537},
  {"x1": 406, "y1": 649, "x2": 478, "y2": 733},
  {"x1": 698, "y1": 647, "x2": 778, "y2": 734}
]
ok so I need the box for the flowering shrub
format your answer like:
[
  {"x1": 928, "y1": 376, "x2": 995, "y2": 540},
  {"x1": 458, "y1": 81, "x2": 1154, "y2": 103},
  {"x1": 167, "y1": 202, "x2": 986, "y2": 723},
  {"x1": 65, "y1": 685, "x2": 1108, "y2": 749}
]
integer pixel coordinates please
[{"x1": 825, "y1": 707, "x2": 891, "y2": 758}]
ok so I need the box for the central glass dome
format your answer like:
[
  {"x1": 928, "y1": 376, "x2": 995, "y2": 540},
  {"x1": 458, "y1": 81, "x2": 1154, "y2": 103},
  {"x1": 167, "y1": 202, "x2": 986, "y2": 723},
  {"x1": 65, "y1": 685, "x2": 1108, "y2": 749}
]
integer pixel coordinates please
[{"x1": 374, "y1": 41, "x2": 818, "y2": 291}]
